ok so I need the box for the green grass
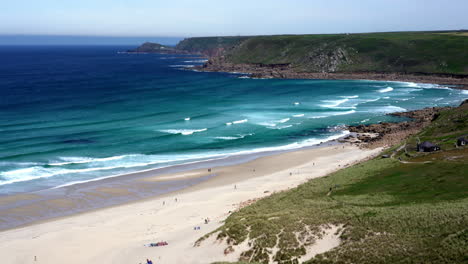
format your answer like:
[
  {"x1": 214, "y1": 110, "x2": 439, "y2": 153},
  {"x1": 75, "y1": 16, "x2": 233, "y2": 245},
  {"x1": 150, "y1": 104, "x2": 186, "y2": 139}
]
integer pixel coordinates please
[
  {"x1": 177, "y1": 31, "x2": 468, "y2": 75},
  {"x1": 208, "y1": 104, "x2": 468, "y2": 264},
  {"x1": 176, "y1": 36, "x2": 250, "y2": 54},
  {"x1": 393, "y1": 101, "x2": 468, "y2": 160}
]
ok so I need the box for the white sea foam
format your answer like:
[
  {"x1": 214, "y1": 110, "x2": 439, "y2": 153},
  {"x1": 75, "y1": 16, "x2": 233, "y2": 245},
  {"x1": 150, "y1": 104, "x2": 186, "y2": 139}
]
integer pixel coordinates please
[
  {"x1": 238, "y1": 76, "x2": 251, "y2": 79},
  {"x1": 270, "y1": 125, "x2": 293, "y2": 130},
  {"x1": 215, "y1": 136, "x2": 240, "y2": 140},
  {"x1": 308, "y1": 110, "x2": 356, "y2": 119},
  {"x1": 379, "y1": 87, "x2": 394, "y2": 93},
  {"x1": 184, "y1": 117, "x2": 191, "y2": 121},
  {"x1": 294, "y1": 102, "x2": 300, "y2": 105},
  {"x1": 169, "y1": 65, "x2": 195, "y2": 68},
  {"x1": 215, "y1": 133, "x2": 253, "y2": 141},
  {"x1": 360, "y1": 119, "x2": 370, "y2": 123},
  {"x1": 259, "y1": 117, "x2": 291, "y2": 127},
  {"x1": 160, "y1": 128, "x2": 207, "y2": 135},
  {"x1": 0, "y1": 161, "x2": 40, "y2": 166},
  {"x1": 292, "y1": 114, "x2": 305, "y2": 117},
  {"x1": 399, "y1": 82, "x2": 453, "y2": 90},
  {"x1": 375, "y1": 106, "x2": 407, "y2": 113},
  {"x1": 229, "y1": 71, "x2": 249, "y2": 75},
  {"x1": 259, "y1": 122, "x2": 277, "y2": 127},
  {"x1": 232, "y1": 119, "x2": 248, "y2": 124},
  {"x1": 340, "y1": 95, "x2": 359, "y2": 99},
  {"x1": 405, "y1": 82, "x2": 419, "y2": 87},
  {"x1": 320, "y1": 98, "x2": 349, "y2": 108},
  {"x1": 49, "y1": 155, "x2": 129, "y2": 166},
  {"x1": 401, "y1": 88, "x2": 423, "y2": 92},
  {"x1": 0, "y1": 129, "x2": 350, "y2": 188},
  {"x1": 226, "y1": 122, "x2": 232, "y2": 126},
  {"x1": 0, "y1": 164, "x2": 140, "y2": 186},
  {"x1": 1, "y1": 153, "x2": 224, "y2": 186},
  {"x1": 462, "y1": 90, "x2": 468, "y2": 95},
  {"x1": 361, "y1": 97, "x2": 381, "y2": 103},
  {"x1": 183, "y1": 59, "x2": 208, "y2": 63}
]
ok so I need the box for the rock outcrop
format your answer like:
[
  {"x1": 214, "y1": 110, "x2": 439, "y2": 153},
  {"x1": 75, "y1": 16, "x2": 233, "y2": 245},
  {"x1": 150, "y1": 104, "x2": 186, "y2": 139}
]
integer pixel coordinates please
[{"x1": 345, "y1": 107, "x2": 451, "y2": 148}]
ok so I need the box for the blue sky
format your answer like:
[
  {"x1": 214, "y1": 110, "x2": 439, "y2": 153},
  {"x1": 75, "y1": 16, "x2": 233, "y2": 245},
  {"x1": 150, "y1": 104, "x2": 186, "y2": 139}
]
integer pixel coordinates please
[{"x1": 1, "y1": 0, "x2": 467, "y2": 44}]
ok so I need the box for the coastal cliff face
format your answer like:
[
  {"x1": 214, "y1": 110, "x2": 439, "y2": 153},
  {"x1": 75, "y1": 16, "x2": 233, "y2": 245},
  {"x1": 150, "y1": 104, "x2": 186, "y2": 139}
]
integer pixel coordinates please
[
  {"x1": 132, "y1": 31, "x2": 468, "y2": 87},
  {"x1": 203, "y1": 32, "x2": 468, "y2": 75}
]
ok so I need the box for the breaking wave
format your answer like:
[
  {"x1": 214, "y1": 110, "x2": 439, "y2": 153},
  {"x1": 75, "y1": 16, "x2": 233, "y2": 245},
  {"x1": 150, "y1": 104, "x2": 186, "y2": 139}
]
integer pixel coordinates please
[
  {"x1": 379, "y1": 87, "x2": 394, "y2": 93},
  {"x1": 375, "y1": 105, "x2": 407, "y2": 113},
  {"x1": 160, "y1": 128, "x2": 207, "y2": 135}
]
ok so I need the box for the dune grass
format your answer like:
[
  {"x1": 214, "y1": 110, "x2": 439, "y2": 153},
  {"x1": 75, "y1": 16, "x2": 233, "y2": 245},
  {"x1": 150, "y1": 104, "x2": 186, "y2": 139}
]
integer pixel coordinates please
[{"x1": 209, "y1": 104, "x2": 468, "y2": 263}]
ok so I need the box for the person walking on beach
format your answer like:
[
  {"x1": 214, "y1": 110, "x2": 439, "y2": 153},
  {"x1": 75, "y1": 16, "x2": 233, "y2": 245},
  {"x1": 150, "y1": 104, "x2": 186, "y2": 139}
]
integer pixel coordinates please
[{"x1": 147, "y1": 258, "x2": 153, "y2": 264}]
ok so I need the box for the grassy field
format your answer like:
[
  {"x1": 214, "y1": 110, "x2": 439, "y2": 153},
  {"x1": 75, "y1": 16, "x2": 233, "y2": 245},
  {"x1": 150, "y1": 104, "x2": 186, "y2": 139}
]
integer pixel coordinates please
[
  {"x1": 176, "y1": 31, "x2": 468, "y2": 75},
  {"x1": 393, "y1": 100, "x2": 468, "y2": 159},
  {"x1": 205, "y1": 103, "x2": 468, "y2": 263}
]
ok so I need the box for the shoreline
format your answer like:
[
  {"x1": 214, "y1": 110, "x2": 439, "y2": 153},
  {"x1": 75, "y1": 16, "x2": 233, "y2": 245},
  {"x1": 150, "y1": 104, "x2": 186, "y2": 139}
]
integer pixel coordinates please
[
  {"x1": 0, "y1": 138, "x2": 344, "y2": 232},
  {"x1": 1, "y1": 72, "x2": 465, "y2": 232},
  {"x1": 195, "y1": 62, "x2": 468, "y2": 90},
  {"x1": 0, "y1": 143, "x2": 382, "y2": 264}
]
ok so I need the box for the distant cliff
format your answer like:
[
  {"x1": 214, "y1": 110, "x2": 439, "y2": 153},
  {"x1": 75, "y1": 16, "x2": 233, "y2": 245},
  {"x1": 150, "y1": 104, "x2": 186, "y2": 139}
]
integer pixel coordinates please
[
  {"x1": 133, "y1": 31, "x2": 468, "y2": 85},
  {"x1": 127, "y1": 42, "x2": 187, "y2": 54},
  {"x1": 194, "y1": 32, "x2": 468, "y2": 75}
]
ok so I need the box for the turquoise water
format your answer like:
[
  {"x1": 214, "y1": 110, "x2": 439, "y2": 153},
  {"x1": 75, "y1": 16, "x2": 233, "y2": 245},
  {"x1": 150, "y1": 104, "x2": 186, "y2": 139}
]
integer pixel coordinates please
[{"x1": 0, "y1": 46, "x2": 466, "y2": 194}]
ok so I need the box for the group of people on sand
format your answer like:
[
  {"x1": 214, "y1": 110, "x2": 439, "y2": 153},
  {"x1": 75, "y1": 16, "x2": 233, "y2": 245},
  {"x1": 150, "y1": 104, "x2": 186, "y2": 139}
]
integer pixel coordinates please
[{"x1": 149, "y1": 241, "x2": 168, "y2": 247}]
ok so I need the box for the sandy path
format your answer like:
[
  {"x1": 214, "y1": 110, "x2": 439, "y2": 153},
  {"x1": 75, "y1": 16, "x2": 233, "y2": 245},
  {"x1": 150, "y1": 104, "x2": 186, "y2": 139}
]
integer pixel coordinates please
[{"x1": 0, "y1": 145, "x2": 381, "y2": 264}]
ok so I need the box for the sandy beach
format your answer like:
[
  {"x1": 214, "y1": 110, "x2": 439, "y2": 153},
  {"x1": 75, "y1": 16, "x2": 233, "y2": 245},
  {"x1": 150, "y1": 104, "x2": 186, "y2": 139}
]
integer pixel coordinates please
[{"x1": 0, "y1": 144, "x2": 381, "y2": 264}]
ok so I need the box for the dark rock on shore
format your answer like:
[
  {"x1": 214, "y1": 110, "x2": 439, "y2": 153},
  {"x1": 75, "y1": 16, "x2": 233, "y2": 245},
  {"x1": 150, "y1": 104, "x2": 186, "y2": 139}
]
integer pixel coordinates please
[
  {"x1": 345, "y1": 107, "x2": 452, "y2": 148},
  {"x1": 196, "y1": 60, "x2": 468, "y2": 89}
]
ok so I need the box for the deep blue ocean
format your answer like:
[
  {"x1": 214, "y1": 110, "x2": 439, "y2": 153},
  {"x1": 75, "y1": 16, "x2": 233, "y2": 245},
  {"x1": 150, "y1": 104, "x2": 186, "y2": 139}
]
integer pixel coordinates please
[{"x1": 0, "y1": 46, "x2": 466, "y2": 194}]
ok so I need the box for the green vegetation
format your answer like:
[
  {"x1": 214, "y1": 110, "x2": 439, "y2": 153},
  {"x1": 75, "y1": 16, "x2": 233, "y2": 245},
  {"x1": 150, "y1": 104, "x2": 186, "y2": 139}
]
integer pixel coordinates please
[
  {"x1": 394, "y1": 100, "x2": 468, "y2": 159},
  {"x1": 176, "y1": 36, "x2": 249, "y2": 55},
  {"x1": 132, "y1": 42, "x2": 176, "y2": 52},
  {"x1": 178, "y1": 31, "x2": 468, "y2": 75},
  {"x1": 208, "y1": 103, "x2": 468, "y2": 263}
]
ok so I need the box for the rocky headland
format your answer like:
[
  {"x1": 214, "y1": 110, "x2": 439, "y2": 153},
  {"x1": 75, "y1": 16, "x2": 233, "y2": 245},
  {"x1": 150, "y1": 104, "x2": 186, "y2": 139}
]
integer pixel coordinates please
[
  {"x1": 196, "y1": 58, "x2": 468, "y2": 90},
  {"x1": 170, "y1": 32, "x2": 468, "y2": 89},
  {"x1": 343, "y1": 100, "x2": 467, "y2": 148},
  {"x1": 125, "y1": 42, "x2": 190, "y2": 54}
]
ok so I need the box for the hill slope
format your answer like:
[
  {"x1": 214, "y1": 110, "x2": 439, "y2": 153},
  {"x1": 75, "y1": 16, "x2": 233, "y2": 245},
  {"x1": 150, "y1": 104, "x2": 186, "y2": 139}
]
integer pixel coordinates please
[
  {"x1": 132, "y1": 31, "x2": 468, "y2": 84},
  {"x1": 222, "y1": 32, "x2": 468, "y2": 75},
  {"x1": 198, "y1": 101, "x2": 468, "y2": 264}
]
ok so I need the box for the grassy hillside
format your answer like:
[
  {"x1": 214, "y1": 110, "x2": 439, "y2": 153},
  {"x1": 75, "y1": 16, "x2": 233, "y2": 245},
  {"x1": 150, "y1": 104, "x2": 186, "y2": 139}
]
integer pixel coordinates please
[
  {"x1": 205, "y1": 102, "x2": 468, "y2": 264},
  {"x1": 176, "y1": 36, "x2": 249, "y2": 56},
  {"x1": 178, "y1": 31, "x2": 468, "y2": 75},
  {"x1": 394, "y1": 100, "x2": 468, "y2": 158}
]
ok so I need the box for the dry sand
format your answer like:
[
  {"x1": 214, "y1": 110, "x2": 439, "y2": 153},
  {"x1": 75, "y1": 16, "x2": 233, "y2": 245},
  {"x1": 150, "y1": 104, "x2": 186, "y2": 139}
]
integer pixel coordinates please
[{"x1": 0, "y1": 144, "x2": 381, "y2": 264}]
